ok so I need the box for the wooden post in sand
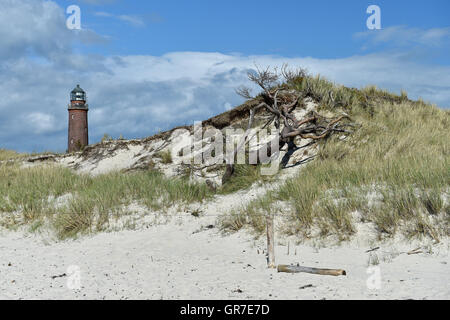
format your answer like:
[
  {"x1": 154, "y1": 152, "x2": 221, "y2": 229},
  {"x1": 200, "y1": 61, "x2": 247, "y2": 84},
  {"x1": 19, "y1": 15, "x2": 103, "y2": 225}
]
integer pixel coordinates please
[
  {"x1": 266, "y1": 214, "x2": 275, "y2": 268},
  {"x1": 264, "y1": 212, "x2": 346, "y2": 276}
]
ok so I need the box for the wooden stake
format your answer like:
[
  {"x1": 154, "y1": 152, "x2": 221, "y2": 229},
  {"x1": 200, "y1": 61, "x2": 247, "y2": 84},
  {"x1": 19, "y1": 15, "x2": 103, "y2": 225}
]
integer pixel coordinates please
[
  {"x1": 277, "y1": 264, "x2": 346, "y2": 276},
  {"x1": 266, "y1": 215, "x2": 275, "y2": 268}
]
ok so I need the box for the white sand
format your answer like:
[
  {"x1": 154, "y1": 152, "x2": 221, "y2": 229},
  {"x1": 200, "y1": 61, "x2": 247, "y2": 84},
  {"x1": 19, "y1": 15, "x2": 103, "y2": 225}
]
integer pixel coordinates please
[
  {"x1": 1, "y1": 165, "x2": 449, "y2": 300},
  {"x1": 1, "y1": 215, "x2": 448, "y2": 300}
]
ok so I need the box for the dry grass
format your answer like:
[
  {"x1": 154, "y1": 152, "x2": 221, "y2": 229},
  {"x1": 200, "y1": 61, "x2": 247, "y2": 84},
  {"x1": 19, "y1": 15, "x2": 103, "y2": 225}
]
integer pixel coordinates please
[
  {"x1": 2, "y1": 73, "x2": 449, "y2": 242},
  {"x1": 0, "y1": 149, "x2": 28, "y2": 161},
  {"x1": 218, "y1": 164, "x2": 275, "y2": 195},
  {"x1": 154, "y1": 150, "x2": 173, "y2": 164},
  {"x1": 220, "y1": 75, "x2": 449, "y2": 242},
  {"x1": 0, "y1": 164, "x2": 211, "y2": 239}
]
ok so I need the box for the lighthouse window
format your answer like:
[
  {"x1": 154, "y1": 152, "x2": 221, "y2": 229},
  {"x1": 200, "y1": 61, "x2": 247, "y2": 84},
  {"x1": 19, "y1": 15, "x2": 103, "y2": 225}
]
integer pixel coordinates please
[{"x1": 72, "y1": 115, "x2": 75, "y2": 120}]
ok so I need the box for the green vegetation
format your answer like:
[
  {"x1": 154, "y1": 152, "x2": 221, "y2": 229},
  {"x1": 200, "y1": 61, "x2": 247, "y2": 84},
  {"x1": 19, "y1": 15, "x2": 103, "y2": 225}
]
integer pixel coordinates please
[
  {"x1": 218, "y1": 164, "x2": 275, "y2": 194},
  {"x1": 101, "y1": 133, "x2": 113, "y2": 143},
  {"x1": 0, "y1": 149, "x2": 28, "y2": 161},
  {"x1": 1, "y1": 72, "x2": 449, "y2": 242},
  {"x1": 0, "y1": 164, "x2": 211, "y2": 239},
  {"x1": 220, "y1": 75, "x2": 450, "y2": 242},
  {"x1": 154, "y1": 150, "x2": 173, "y2": 164}
]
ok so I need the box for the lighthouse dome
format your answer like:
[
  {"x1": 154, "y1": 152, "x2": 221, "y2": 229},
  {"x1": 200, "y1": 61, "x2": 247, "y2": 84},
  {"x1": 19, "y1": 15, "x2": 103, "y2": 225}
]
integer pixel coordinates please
[{"x1": 70, "y1": 84, "x2": 86, "y2": 101}]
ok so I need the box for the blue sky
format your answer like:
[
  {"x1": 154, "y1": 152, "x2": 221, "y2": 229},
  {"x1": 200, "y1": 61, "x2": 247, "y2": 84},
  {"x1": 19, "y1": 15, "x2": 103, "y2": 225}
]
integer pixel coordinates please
[
  {"x1": 65, "y1": 0, "x2": 450, "y2": 58},
  {"x1": 1, "y1": 0, "x2": 449, "y2": 152}
]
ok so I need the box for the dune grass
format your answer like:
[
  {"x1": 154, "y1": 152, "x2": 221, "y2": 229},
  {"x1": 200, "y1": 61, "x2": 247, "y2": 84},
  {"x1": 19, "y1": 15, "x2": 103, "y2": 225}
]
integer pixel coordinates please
[
  {"x1": 0, "y1": 164, "x2": 211, "y2": 239},
  {"x1": 0, "y1": 160, "x2": 269, "y2": 239},
  {"x1": 2, "y1": 73, "x2": 449, "y2": 242},
  {"x1": 0, "y1": 149, "x2": 28, "y2": 161},
  {"x1": 220, "y1": 75, "x2": 449, "y2": 242},
  {"x1": 218, "y1": 164, "x2": 275, "y2": 195},
  {"x1": 154, "y1": 149, "x2": 173, "y2": 164}
]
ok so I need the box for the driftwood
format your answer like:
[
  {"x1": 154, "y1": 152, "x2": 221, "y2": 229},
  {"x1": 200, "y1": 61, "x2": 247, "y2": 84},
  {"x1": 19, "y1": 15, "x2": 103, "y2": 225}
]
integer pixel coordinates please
[
  {"x1": 277, "y1": 264, "x2": 346, "y2": 276},
  {"x1": 407, "y1": 247, "x2": 423, "y2": 255},
  {"x1": 27, "y1": 154, "x2": 57, "y2": 163}
]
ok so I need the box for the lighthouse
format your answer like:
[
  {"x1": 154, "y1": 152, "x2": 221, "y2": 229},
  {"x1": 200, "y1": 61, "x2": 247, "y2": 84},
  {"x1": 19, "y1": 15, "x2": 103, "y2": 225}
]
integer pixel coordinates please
[{"x1": 68, "y1": 84, "x2": 89, "y2": 152}]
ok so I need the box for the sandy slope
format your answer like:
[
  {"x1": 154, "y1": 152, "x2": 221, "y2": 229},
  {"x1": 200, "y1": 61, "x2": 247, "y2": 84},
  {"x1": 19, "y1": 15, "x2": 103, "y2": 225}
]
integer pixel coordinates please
[{"x1": 1, "y1": 166, "x2": 449, "y2": 300}]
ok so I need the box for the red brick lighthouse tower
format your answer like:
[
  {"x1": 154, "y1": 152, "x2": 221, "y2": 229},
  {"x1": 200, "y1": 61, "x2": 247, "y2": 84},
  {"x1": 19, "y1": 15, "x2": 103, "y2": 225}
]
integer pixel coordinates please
[{"x1": 68, "y1": 84, "x2": 89, "y2": 152}]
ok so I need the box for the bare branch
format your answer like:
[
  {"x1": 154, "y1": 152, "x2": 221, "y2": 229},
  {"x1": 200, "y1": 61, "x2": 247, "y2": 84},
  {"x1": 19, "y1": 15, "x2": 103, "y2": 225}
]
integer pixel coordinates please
[
  {"x1": 248, "y1": 64, "x2": 279, "y2": 94},
  {"x1": 281, "y1": 64, "x2": 309, "y2": 82},
  {"x1": 235, "y1": 86, "x2": 253, "y2": 99},
  {"x1": 223, "y1": 65, "x2": 353, "y2": 183}
]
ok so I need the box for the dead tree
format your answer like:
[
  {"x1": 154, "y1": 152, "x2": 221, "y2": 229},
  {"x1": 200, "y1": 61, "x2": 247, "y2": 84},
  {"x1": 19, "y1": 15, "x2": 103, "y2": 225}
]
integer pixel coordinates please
[{"x1": 222, "y1": 65, "x2": 351, "y2": 184}]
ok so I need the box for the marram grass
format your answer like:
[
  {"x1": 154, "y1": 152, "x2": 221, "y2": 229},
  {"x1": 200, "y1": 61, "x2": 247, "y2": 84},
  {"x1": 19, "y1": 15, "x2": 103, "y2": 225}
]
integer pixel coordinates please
[
  {"x1": 220, "y1": 76, "x2": 450, "y2": 242},
  {"x1": 0, "y1": 164, "x2": 211, "y2": 239},
  {"x1": 1, "y1": 74, "x2": 449, "y2": 241}
]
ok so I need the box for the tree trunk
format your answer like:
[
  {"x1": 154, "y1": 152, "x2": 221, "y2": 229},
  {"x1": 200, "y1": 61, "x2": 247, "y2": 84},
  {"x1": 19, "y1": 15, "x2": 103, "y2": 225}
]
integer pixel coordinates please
[{"x1": 221, "y1": 164, "x2": 235, "y2": 185}]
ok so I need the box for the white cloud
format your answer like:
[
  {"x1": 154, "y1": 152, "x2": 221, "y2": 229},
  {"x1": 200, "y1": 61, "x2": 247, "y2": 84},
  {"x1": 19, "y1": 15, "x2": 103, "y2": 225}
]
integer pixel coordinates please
[
  {"x1": 355, "y1": 26, "x2": 450, "y2": 47},
  {"x1": 2, "y1": 50, "x2": 449, "y2": 152},
  {"x1": 0, "y1": 0, "x2": 107, "y2": 61},
  {"x1": 0, "y1": 0, "x2": 70, "y2": 60},
  {"x1": 25, "y1": 113, "x2": 57, "y2": 134},
  {"x1": 1, "y1": 1, "x2": 449, "y2": 153}
]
